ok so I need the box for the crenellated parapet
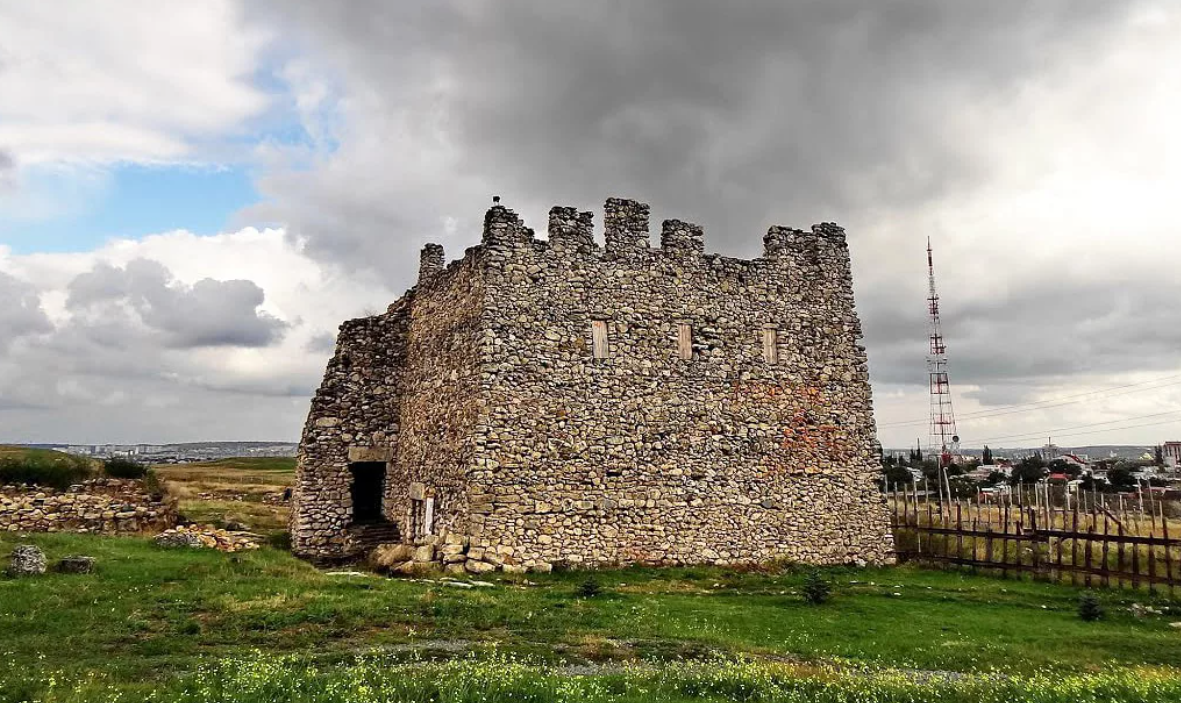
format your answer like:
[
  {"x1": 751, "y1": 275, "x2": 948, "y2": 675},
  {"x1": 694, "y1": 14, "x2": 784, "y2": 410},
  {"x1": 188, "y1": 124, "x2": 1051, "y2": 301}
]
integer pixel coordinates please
[{"x1": 472, "y1": 197, "x2": 850, "y2": 273}]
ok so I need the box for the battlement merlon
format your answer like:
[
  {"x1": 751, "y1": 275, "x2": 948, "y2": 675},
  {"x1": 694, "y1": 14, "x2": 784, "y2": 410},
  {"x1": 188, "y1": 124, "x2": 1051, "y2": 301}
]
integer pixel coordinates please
[
  {"x1": 661, "y1": 219, "x2": 705, "y2": 259},
  {"x1": 419, "y1": 243, "x2": 445, "y2": 280},
  {"x1": 762, "y1": 222, "x2": 848, "y2": 262},
  {"x1": 482, "y1": 204, "x2": 531, "y2": 249},
  {"x1": 548, "y1": 206, "x2": 595, "y2": 255},
  {"x1": 604, "y1": 197, "x2": 650, "y2": 254}
]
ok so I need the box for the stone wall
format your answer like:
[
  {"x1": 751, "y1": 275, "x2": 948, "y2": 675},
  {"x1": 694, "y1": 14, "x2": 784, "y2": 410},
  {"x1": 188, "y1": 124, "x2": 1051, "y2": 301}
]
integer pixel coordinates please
[
  {"x1": 0, "y1": 479, "x2": 176, "y2": 534},
  {"x1": 464, "y1": 201, "x2": 891, "y2": 570},
  {"x1": 293, "y1": 197, "x2": 893, "y2": 569},
  {"x1": 387, "y1": 252, "x2": 485, "y2": 545},
  {"x1": 291, "y1": 251, "x2": 486, "y2": 559},
  {"x1": 291, "y1": 301, "x2": 411, "y2": 556}
]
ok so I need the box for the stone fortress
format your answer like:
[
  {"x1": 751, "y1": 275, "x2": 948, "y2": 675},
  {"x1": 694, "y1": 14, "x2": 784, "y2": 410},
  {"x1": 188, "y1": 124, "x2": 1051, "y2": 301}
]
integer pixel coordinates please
[{"x1": 291, "y1": 197, "x2": 894, "y2": 572}]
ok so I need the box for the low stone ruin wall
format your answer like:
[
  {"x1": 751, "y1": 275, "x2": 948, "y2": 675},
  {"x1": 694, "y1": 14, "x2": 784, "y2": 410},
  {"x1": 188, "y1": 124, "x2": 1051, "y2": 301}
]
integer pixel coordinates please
[{"x1": 0, "y1": 478, "x2": 178, "y2": 534}]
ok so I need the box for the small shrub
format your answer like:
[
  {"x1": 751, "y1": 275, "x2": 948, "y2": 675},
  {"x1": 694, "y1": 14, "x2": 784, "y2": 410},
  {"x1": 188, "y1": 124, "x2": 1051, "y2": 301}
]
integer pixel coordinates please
[
  {"x1": 0, "y1": 454, "x2": 93, "y2": 490},
  {"x1": 142, "y1": 468, "x2": 165, "y2": 499},
  {"x1": 103, "y1": 457, "x2": 148, "y2": 479},
  {"x1": 577, "y1": 577, "x2": 603, "y2": 598},
  {"x1": 1078, "y1": 591, "x2": 1104, "y2": 621},
  {"x1": 801, "y1": 569, "x2": 832, "y2": 605}
]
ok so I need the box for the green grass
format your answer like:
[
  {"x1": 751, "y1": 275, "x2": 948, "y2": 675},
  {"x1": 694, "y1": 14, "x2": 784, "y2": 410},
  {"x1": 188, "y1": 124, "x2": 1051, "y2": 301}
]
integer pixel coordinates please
[
  {"x1": 0, "y1": 445, "x2": 83, "y2": 460},
  {"x1": 2, "y1": 533, "x2": 1179, "y2": 697},
  {"x1": 8, "y1": 654, "x2": 1181, "y2": 703}
]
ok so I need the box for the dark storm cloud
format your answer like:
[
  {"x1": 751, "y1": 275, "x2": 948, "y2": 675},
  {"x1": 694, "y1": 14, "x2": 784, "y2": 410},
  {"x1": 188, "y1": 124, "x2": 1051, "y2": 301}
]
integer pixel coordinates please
[
  {"x1": 66, "y1": 259, "x2": 288, "y2": 349},
  {"x1": 864, "y1": 270, "x2": 1181, "y2": 402},
  {"x1": 250, "y1": 0, "x2": 1127, "y2": 260},
  {"x1": 242, "y1": 0, "x2": 1168, "y2": 412}
]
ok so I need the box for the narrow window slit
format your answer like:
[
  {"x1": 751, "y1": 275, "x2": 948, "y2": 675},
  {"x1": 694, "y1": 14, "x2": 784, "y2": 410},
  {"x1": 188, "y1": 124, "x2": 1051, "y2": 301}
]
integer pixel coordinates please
[
  {"x1": 762, "y1": 327, "x2": 778, "y2": 364},
  {"x1": 678, "y1": 323, "x2": 693, "y2": 360},
  {"x1": 591, "y1": 320, "x2": 609, "y2": 359}
]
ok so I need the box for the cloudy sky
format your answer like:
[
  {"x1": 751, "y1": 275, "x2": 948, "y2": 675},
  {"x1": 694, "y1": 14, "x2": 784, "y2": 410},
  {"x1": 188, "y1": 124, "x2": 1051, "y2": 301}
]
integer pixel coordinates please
[{"x1": 2, "y1": 1, "x2": 1180, "y2": 449}]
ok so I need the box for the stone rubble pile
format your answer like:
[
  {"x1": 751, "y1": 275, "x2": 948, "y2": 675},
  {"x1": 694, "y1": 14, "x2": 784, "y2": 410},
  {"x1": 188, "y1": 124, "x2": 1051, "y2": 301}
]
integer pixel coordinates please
[
  {"x1": 0, "y1": 478, "x2": 176, "y2": 534},
  {"x1": 154, "y1": 524, "x2": 261, "y2": 552}
]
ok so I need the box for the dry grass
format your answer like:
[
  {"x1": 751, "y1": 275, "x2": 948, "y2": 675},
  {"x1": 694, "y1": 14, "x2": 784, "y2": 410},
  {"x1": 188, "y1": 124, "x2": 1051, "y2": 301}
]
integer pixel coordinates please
[{"x1": 153, "y1": 457, "x2": 295, "y2": 535}]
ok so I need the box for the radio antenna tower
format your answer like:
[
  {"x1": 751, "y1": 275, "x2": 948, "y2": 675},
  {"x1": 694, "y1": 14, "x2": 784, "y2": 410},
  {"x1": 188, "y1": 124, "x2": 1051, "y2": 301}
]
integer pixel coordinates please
[{"x1": 926, "y1": 238, "x2": 958, "y2": 505}]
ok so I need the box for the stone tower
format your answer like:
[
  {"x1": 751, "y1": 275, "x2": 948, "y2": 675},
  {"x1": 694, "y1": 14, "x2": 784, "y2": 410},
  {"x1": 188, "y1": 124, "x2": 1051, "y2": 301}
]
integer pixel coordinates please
[{"x1": 291, "y1": 197, "x2": 893, "y2": 571}]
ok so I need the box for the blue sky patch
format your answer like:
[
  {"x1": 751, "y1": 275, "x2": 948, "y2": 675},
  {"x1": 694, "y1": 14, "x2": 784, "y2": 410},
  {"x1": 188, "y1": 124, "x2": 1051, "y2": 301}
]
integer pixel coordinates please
[{"x1": 0, "y1": 164, "x2": 260, "y2": 254}]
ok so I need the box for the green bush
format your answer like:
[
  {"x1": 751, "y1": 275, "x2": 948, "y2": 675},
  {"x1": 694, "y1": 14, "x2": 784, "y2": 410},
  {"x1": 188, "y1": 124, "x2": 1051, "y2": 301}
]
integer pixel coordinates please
[
  {"x1": 801, "y1": 569, "x2": 832, "y2": 605},
  {"x1": 0, "y1": 454, "x2": 93, "y2": 490},
  {"x1": 577, "y1": 577, "x2": 603, "y2": 598},
  {"x1": 142, "y1": 468, "x2": 165, "y2": 498},
  {"x1": 102, "y1": 457, "x2": 148, "y2": 479},
  {"x1": 1078, "y1": 591, "x2": 1104, "y2": 621}
]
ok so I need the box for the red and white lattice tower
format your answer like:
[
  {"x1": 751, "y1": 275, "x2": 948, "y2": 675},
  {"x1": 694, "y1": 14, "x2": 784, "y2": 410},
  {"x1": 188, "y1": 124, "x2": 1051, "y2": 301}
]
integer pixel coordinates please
[{"x1": 926, "y1": 238, "x2": 959, "y2": 471}]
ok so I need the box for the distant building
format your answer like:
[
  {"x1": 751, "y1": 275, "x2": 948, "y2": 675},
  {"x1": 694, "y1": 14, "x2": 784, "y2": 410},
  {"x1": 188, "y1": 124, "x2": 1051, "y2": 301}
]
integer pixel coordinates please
[
  {"x1": 972, "y1": 464, "x2": 1010, "y2": 480},
  {"x1": 1163, "y1": 441, "x2": 1181, "y2": 469}
]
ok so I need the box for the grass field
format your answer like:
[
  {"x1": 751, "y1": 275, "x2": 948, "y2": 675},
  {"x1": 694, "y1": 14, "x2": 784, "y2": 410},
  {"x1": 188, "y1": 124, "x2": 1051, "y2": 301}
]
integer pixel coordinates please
[
  {"x1": 4, "y1": 457, "x2": 1181, "y2": 700},
  {"x1": 2, "y1": 532, "x2": 1180, "y2": 700},
  {"x1": 153, "y1": 457, "x2": 295, "y2": 535}
]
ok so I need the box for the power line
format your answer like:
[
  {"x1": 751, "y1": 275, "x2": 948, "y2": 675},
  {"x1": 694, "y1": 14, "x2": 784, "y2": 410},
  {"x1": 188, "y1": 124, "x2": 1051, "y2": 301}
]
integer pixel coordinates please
[
  {"x1": 878, "y1": 372, "x2": 1181, "y2": 428},
  {"x1": 970, "y1": 408, "x2": 1181, "y2": 445},
  {"x1": 994, "y1": 416, "x2": 1181, "y2": 445}
]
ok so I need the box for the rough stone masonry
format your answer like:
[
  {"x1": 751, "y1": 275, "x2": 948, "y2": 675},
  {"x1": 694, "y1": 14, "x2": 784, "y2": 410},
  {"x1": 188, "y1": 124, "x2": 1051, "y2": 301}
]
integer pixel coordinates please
[{"x1": 292, "y1": 197, "x2": 894, "y2": 572}]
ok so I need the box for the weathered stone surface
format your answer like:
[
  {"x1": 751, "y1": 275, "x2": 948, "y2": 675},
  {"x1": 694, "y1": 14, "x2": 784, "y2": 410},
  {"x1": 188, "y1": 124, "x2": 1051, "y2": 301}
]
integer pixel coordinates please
[
  {"x1": 155, "y1": 525, "x2": 260, "y2": 552},
  {"x1": 393, "y1": 560, "x2": 434, "y2": 576},
  {"x1": 6, "y1": 544, "x2": 46, "y2": 576},
  {"x1": 464, "y1": 559, "x2": 495, "y2": 574},
  {"x1": 55, "y1": 556, "x2": 96, "y2": 574},
  {"x1": 154, "y1": 530, "x2": 204, "y2": 548},
  {"x1": 291, "y1": 197, "x2": 893, "y2": 569},
  {"x1": 372, "y1": 543, "x2": 414, "y2": 568}
]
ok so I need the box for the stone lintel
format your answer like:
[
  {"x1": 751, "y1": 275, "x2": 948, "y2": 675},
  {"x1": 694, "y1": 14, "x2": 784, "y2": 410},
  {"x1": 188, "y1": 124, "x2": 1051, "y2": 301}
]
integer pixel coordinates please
[{"x1": 348, "y1": 446, "x2": 392, "y2": 463}]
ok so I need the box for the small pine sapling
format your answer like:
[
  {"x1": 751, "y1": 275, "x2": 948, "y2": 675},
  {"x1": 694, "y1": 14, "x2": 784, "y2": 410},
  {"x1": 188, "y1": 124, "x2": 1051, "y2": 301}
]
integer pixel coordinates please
[
  {"x1": 1078, "y1": 591, "x2": 1104, "y2": 621},
  {"x1": 801, "y1": 569, "x2": 832, "y2": 605},
  {"x1": 578, "y1": 577, "x2": 603, "y2": 598}
]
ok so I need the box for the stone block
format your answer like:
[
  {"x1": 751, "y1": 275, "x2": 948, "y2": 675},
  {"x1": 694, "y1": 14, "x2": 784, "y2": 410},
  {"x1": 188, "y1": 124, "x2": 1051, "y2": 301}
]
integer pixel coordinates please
[
  {"x1": 371, "y1": 543, "x2": 414, "y2": 568},
  {"x1": 464, "y1": 559, "x2": 495, "y2": 574},
  {"x1": 55, "y1": 556, "x2": 96, "y2": 574}
]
